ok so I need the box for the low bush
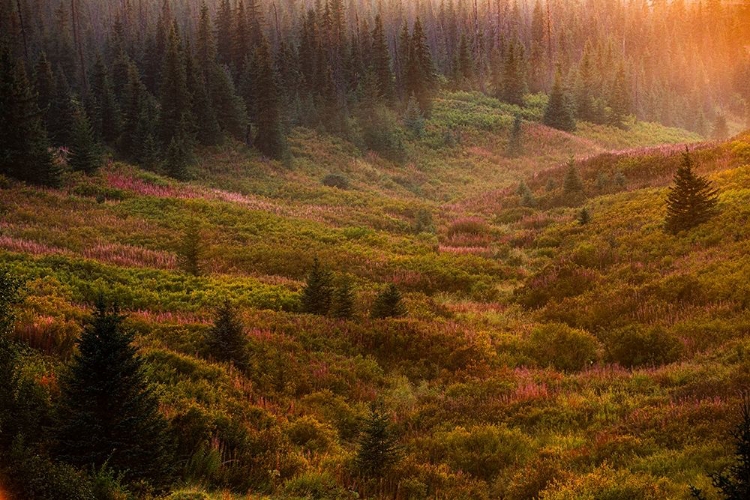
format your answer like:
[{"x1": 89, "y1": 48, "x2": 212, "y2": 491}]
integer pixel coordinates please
[
  {"x1": 603, "y1": 325, "x2": 683, "y2": 368},
  {"x1": 526, "y1": 323, "x2": 599, "y2": 372}
]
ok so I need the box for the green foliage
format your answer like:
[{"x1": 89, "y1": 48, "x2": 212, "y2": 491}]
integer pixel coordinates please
[
  {"x1": 507, "y1": 114, "x2": 524, "y2": 157},
  {"x1": 331, "y1": 276, "x2": 356, "y2": 320},
  {"x1": 563, "y1": 159, "x2": 585, "y2": 200},
  {"x1": 603, "y1": 325, "x2": 682, "y2": 368},
  {"x1": 55, "y1": 300, "x2": 174, "y2": 487},
  {"x1": 665, "y1": 149, "x2": 719, "y2": 234},
  {"x1": 178, "y1": 221, "x2": 203, "y2": 277},
  {"x1": 356, "y1": 402, "x2": 400, "y2": 477},
  {"x1": 543, "y1": 70, "x2": 576, "y2": 132},
  {"x1": 206, "y1": 299, "x2": 247, "y2": 367},
  {"x1": 578, "y1": 207, "x2": 591, "y2": 225},
  {"x1": 322, "y1": 173, "x2": 350, "y2": 189},
  {"x1": 301, "y1": 258, "x2": 333, "y2": 315},
  {"x1": 526, "y1": 323, "x2": 599, "y2": 372},
  {"x1": 371, "y1": 284, "x2": 406, "y2": 319},
  {"x1": 68, "y1": 104, "x2": 102, "y2": 175},
  {"x1": 404, "y1": 94, "x2": 426, "y2": 138},
  {"x1": 0, "y1": 49, "x2": 59, "y2": 187}
]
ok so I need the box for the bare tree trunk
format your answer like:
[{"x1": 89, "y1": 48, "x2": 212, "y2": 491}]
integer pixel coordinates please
[{"x1": 15, "y1": 0, "x2": 29, "y2": 64}]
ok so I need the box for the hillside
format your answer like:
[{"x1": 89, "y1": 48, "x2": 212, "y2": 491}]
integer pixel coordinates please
[{"x1": 4, "y1": 89, "x2": 750, "y2": 499}]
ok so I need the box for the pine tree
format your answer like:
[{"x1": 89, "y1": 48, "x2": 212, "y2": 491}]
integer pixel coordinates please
[
  {"x1": 575, "y1": 46, "x2": 596, "y2": 122},
  {"x1": 517, "y1": 180, "x2": 536, "y2": 207},
  {"x1": 178, "y1": 220, "x2": 202, "y2": 276},
  {"x1": 121, "y1": 62, "x2": 149, "y2": 159},
  {"x1": 405, "y1": 17, "x2": 438, "y2": 115},
  {"x1": 404, "y1": 95, "x2": 425, "y2": 137},
  {"x1": 691, "y1": 394, "x2": 750, "y2": 500},
  {"x1": 89, "y1": 56, "x2": 122, "y2": 144},
  {"x1": 301, "y1": 258, "x2": 333, "y2": 315},
  {"x1": 665, "y1": 148, "x2": 719, "y2": 234},
  {"x1": 331, "y1": 276, "x2": 355, "y2": 320},
  {"x1": 506, "y1": 114, "x2": 524, "y2": 157},
  {"x1": 371, "y1": 284, "x2": 406, "y2": 319},
  {"x1": 55, "y1": 300, "x2": 173, "y2": 487},
  {"x1": 713, "y1": 114, "x2": 730, "y2": 140},
  {"x1": 33, "y1": 52, "x2": 56, "y2": 132},
  {"x1": 185, "y1": 49, "x2": 222, "y2": 146},
  {"x1": 253, "y1": 37, "x2": 286, "y2": 159},
  {"x1": 210, "y1": 64, "x2": 248, "y2": 141},
  {"x1": 609, "y1": 64, "x2": 631, "y2": 128},
  {"x1": 544, "y1": 69, "x2": 576, "y2": 132},
  {"x1": 371, "y1": 14, "x2": 394, "y2": 102},
  {"x1": 164, "y1": 121, "x2": 193, "y2": 181},
  {"x1": 0, "y1": 50, "x2": 60, "y2": 187},
  {"x1": 207, "y1": 299, "x2": 247, "y2": 367},
  {"x1": 215, "y1": 0, "x2": 233, "y2": 67},
  {"x1": 578, "y1": 207, "x2": 591, "y2": 225},
  {"x1": 563, "y1": 158, "x2": 584, "y2": 198},
  {"x1": 68, "y1": 103, "x2": 102, "y2": 175},
  {"x1": 454, "y1": 34, "x2": 474, "y2": 88},
  {"x1": 160, "y1": 24, "x2": 192, "y2": 147},
  {"x1": 356, "y1": 401, "x2": 400, "y2": 478},
  {"x1": 48, "y1": 69, "x2": 76, "y2": 147},
  {"x1": 499, "y1": 41, "x2": 526, "y2": 107}
]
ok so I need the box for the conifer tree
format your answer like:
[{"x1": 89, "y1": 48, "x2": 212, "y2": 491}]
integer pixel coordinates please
[
  {"x1": 691, "y1": 394, "x2": 750, "y2": 500},
  {"x1": 356, "y1": 401, "x2": 400, "y2": 478},
  {"x1": 207, "y1": 299, "x2": 247, "y2": 367},
  {"x1": 713, "y1": 114, "x2": 730, "y2": 140},
  {"x1": 499, "y1": 41, "x2": 526, "y2": 107},
  {"x1": 506, "y1": 114, "x2": 524, "y2": 157},
  {"x1": 68, "y1": 103, "x2": 102, "y2": 175},
  {"x1": 210, "y1": 65, "x2": 248, "y2": 141},
  {"x1": 371, "y1": 15, "x2": 394, "y2": 102},
  {"x1": 185, "y1": 49, "x2": 222, "y2": 146},
  {"x1": 544, "y1": 69, "x2": 576, "y2": 132},
  {"x1": 232, "y1": 0, "x2": 251, "y2": 76},
  {"x1": 609, "y1": 64, "x2": 631, "y2": 128},
  {"x1": 48, "y1": 70, "x2": 76, "y2": 147},
  {"x1": 563, "y1": 158, "x2": 584, "y2": 198},
  {"x1": 454, "y1": 34, "x2": 474, "y2": 88},
  {"x1": 331, "y1": 276, "x2": 355, "y2": 320},
  {"x1": 0, "y1": 50, "x2": 60, "y2": 187},
  {"x1": 0, "y1": 269, "x2": 23, "y2": 449},
  {"x1": 89, "y1": 56, "x2": 122, "y2": 144},
  {"x1": 665, "y1": 148, "x2": 719, "y2": 234},
  {"x1": 578, "y1": 207, "x2": 591, "y2": 225},
  {"x1": 405, "y1": 17, "x2": 437, "y2": 115},
  {"x1": 371, "y1": 283, "x2": 406, "y2": 319},
  {"x1": 178, "y1": 220, "x2": 202, "y2": 276},
  {"x1": 301, "y1": 257, "x2": 333, "y2": 315},
  {"x1": 404, "y1": 95, "x2": 425, "y2": 137},
  {"x1": 55, "y1": 300, "x2": 173, "y2": 487},
  {"x1": 215, "y1": 0, "x2": 233, "y2": 67},
  {"x1": 33, "y1": 52, "x2": 56, "y2": 132},
  {"x1": 253, "y1": 37, "x2": 286, "y2": 159},
  {"x1": 576, "y1": 46, "x2": 596, "y2": 122},
  {"x1": 160, "y1": 25, "x2": 192, "y2": 147},
  {"x1": 121, "y1": 62, "x2": 148, "y2": 158},
  {"x1": 164, "y1": 119, "x2": 193, "y2": 180},
  {"x1": 517, "y1": 180, "x2": 536, "y2": 207}
]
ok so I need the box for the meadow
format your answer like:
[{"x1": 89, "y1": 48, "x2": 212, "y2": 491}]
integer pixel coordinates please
[{"x1": 2, "y1": 91, "x2": 748, "y2": 499}]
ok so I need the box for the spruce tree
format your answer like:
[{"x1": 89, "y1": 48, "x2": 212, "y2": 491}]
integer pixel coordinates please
[
  {"x1": 89, "y1": 56, "x2": 122, "y2": 144},
  {"x1": 563, "y1": 158, "x2": 584, "y2": 198},
  {"x1": 207, "y1": 299, "x2": 247, "y2": 367},
  {"x1": 68, "y1": 103, "x2": 102, "y2": 175},
  {"x1": 0, "y1": 50, "x2": 60, "y2": 187},
  {"x1": 55, "y1": 300, "x2": 173, "y2": 487},
  {"x1": 405, "y1": 17, "x2": 437, "y2": 116},
  {"x1": 356, "y1": 401, "x2": 400, "y2": 478},
  {"x1": 713, "y1": 114, "x2": 730, "y2": 140},
  {"x1": 507, "y1": 114, "x2": 524, "y2": 157},
  {"x1": 253, "y1": 37, "x2": 286, "y2": 159},
  {"x1": 517, "y1": 180, "x2": 536, "y2": 207},
  {"x1": 500, "y1": 41, "x2": 526, "y2": 107},
  {"x1": 33, "y1": 52, "x2": 56, "y2": 133},
  {"x1": 371, "y1": 15, "x2": 394, "y2": 102},
  {"x1": 665, "y1": 148, "x2": 719, "y2": 234},
  {"x1": 164, "y1": 121, "x2": 192, "y2": 181},
  {"x1": 578, "y1": 207, "x2": 591, "y2": 225},
  {"x1": 210, "y1": 64, "x2": 248, "y2": 141},
  {"x1": 544, "y1": 69, "x2": 576, "y2": 132},
  {"x1": 331, "y1": 276, "x2": 355, "y2": 320},
  {"x1": 691, "y1": 395, "x2": 750, "y2": 500},
  {"x1": 301, "y1": 258, "x2": 333, "y2": 315},
  {"x1": 160, "y1": 24, "x2": 193, "y2": 147},
  {"x1": 178, "y1": 220, "x2": 202, "y2": 276},
  {"x1": 48, "y1": 69, "x2": 76, "y2": 147},
  {"x1": 215, "y1": 0, "x2": 233, "y2": 67},
  {"x1": 609, "y1": 65, "x2": 631, "y2": 128},
  {"x1": 371, "y1": 284, "x2": 406, "y2": 319},
  {"x1": 404, "y1": 95, "x2": 425, "y2": 137},
  {"x1": 185, "y1": 49, "x2": 222, "y2": 147}
]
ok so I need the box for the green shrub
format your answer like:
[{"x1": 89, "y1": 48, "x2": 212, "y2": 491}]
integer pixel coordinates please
[
  {"x1": 282, "y1": 471, "x2": 350, "y2": 499},
  {"x1": 286, "y1": 416, "x2": 338, "y2": 454},
  {"x1": 322, "y1": 173, "x2": 350, "y2": 189},
  {"x1": 604, "y1": 325, "x2": 683, "y2": 368},
  {"x1": 526, "y1": 323, "x2": 599, "y2": 372}
]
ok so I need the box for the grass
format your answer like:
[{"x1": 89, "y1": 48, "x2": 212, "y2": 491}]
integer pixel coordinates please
[{"x1": 3, "y1": 91, "x2": 747, "y2": 499}]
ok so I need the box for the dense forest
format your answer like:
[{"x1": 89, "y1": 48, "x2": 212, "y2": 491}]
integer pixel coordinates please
[
  {"x1": 2, "y1": 0, "x2": 750, "y2": 499},
  {"x1": 1, "y1": 0, "x2": 750, "y2": 185}
]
